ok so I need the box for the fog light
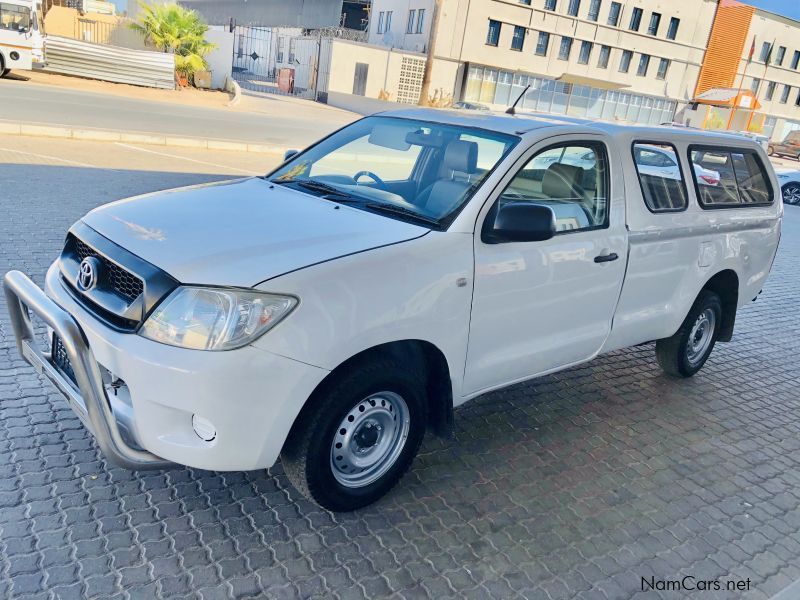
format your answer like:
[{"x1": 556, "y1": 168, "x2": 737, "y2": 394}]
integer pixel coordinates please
[{"x1": 192, "y1": 415, "x2": 216, "y2": 441}]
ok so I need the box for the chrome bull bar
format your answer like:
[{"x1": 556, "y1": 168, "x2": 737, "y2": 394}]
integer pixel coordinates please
[{"x1": 3, "y1": 270, "x2": 172, "y2": 470}]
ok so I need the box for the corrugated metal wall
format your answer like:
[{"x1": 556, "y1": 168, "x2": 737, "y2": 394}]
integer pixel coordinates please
[
  {"x1": 694, "y1": 0, "x2": 755, "y2": 96},
  {"x1": 44, "y1": 36, "x2": 175, "y2": 89}
]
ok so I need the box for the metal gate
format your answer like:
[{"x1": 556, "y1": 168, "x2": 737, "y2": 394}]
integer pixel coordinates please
[{"x1": 231, "y1": 26, "x2": 328, "y2": 100}]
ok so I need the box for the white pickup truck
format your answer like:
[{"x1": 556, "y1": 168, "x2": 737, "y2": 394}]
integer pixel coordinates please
[{"x1": 5, "y1": 109, "x2": 782, "y2": 511}]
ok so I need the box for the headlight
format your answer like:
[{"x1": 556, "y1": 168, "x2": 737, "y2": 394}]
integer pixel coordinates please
[{"x1": 140, "y1": 287, "x2": 297, "y2": 351}]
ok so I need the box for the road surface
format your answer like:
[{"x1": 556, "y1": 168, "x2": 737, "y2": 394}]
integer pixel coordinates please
[{"x1": 0, "y1": 78, "x2": 356, "y2": 147}]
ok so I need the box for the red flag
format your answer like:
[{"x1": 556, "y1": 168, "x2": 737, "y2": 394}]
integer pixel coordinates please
[{"x1": 748, "y1": 36, "x2": 756, "y2": 63}]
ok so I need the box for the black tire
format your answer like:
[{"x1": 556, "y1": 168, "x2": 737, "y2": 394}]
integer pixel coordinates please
[
  {"x1": 783, "y1": 183, "x2": 800, "y2": 206},
  {"x1": 768, "y1": 146, "x2": 775, "y2": 156},
  {"x1": 0, "y1": 68, "x2": 9, "y2": 78},
  {"x1": 281, "y1": 354, "x2": 427, "y2": 511},
  {"x1": 656, "y1": 290, "x2": 722, "y2": 378}
]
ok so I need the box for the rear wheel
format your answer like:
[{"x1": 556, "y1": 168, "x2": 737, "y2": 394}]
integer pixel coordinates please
[
  {"x1": 281, "y1": 355, "x2": 427, "y2": 511},
  {"x1": 656, "y1": 290, "x2": 722, "y2": 378},
  {"x1": 783, "y1": 183, "x2": 800, "y2": 205}
]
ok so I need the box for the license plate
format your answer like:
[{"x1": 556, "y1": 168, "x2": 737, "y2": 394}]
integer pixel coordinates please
[{"x1": 52, "y1": 334, "x2": 78, "y2": 386}]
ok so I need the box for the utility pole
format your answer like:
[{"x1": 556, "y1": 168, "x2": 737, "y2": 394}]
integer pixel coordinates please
[{"x1": 418, "y1": 0, "x2": 442, "y2": 106}]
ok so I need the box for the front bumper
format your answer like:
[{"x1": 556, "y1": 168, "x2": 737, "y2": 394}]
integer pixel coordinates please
[{"x1": 4, "y1": 265, "x2": 330, "y2": 471}]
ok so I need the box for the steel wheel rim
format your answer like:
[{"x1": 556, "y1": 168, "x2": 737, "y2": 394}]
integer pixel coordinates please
[
  {"x1": 686, "y1": 308, "x2": 716, "y2": 366},
  {"x1": 784, "y1": 185, "x2": 800, "y2": 205},
  {"x1": 330, "y1": 391, "x2": 410, "y2": 488}
]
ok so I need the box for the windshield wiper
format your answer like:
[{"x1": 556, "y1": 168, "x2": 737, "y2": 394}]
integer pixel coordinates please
[
  {"x1": 271, "y1": 178, "x2": 360, "y2": 201},
  {"x1": 365, "y1": 202, "x2": 441, "y2": 227}
]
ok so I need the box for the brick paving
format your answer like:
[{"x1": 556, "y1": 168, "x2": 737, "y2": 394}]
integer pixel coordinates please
[{"x1": 1, "y1": 163, "x2": 799, "y2": 599}]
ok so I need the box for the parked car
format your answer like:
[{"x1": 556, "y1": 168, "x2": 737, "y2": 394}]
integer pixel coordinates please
[
  {"x1": 4, "y1": 110, "x2": 782, "y2": 511},
  {"x1": 776, "y1": 169, "x2": 800, "y2": 205},
  {"x1": 768, "y1": 131, "x2": 800, "y2": 160}
]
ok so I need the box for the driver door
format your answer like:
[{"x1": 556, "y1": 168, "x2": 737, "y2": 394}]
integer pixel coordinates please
[{"x1": 463, "y1": 134, "x2": 628, "y2": 395}]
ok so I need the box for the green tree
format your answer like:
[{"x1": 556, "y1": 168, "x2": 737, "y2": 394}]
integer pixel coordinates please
[{"x1": 130, "y1": 2, "x2": 216, "y2": 79}]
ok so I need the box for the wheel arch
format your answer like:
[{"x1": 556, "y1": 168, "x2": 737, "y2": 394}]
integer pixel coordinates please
[
  {"x1": 283, "y1": 339, "x2": 454, "y2": 453},
  {"x1": 700, "y1": 269, "x2": 739, "y2": 342}
]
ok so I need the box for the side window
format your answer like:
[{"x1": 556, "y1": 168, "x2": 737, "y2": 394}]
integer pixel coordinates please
[
  {"x1": 689, "y1": 147, "x2": 773, "y2": 208},
  {"x1": 497, "y1": 143, "x2": 609, "y2": 233},
  {"x1": 632, "y1": 142, "x2": 688, "y2": 212}
]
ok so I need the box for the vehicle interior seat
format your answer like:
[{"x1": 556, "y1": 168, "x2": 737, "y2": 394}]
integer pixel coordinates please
[{"x1": 417, "y1": 140, "x2": 479, "y2": 215}]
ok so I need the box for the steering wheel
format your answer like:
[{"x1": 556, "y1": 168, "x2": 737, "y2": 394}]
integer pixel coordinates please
[{"x1": 353, "y1": 170, "x2": 387, "y2": 190}]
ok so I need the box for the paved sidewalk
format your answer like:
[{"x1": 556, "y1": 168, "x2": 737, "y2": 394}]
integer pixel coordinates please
[{"x1": 1, "y1": 140, "x2": 800, "y2": 599}]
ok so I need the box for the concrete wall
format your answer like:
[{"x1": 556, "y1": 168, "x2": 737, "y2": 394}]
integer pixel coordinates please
[
  {"x1": 367, "y1": 0, "x2": 433, "y2": 53},
  {"x1": 174, "y1": 0, "x2": 344, "y2": 27},
  {"x1": 204, "y1": 28, "x2": 233, "y2": 90}
]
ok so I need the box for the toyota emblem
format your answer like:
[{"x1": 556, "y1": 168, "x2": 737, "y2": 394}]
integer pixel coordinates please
[{"x1": 77, "y1": 256, "x2": 101, "y2": 291}]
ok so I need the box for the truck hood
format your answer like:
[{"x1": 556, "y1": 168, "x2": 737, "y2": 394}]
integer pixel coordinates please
[{"x1": 82, "y1": 177, "x2": 428, "y2": 287}]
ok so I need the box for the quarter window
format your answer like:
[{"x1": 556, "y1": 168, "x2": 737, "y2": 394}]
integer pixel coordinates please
[
  {"x1": 632, "y1": 143, "x2": 687, "y2": 212},
  {"x1": 496, "y1": 143, "x2": 609, "y2": 234},
  {"x1": 689, "y1": 147, "x2": 773, "y2": 208}
]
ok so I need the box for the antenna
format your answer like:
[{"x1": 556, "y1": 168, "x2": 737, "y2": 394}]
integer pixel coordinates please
[{"x1": 505, "y1": 84, "x2": 531, "y2": 115}]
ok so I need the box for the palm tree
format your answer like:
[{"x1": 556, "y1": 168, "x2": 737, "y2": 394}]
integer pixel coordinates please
[{"x1": 130, "y1": 2, "x2": 216, "y2": 80}]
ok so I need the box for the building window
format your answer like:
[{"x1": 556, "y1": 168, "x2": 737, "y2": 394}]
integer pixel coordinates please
[
  {"x1": 577, "y1": 40, "x2": 592, "y2": 64},
  {"x1": 766, "y1": 81, "x2": 776, "y2": 101},
  {"x1": 781, "y1": 85, "x2": 791, "y2": 103},
  {"x1": 487, "y1": 20, "x2": 501, "y2": 46},
  {"x1": 545, "y1": 0, "x2": 557, "y2": 10},
  {"x1": 776, "y1": 46, "x2": 786, "y2": 66},
  {"x1": 796, "y1": 89, "x2": 800, "y2": 106},
  {"x1": 656, "y1": 58, "x2": 669, "y2": 79},
  {"x1": 535, "y1": 31, "x2": 550, "y2": 56},
  {"x1": 637, "y1": 54, "x2": 650, "y2": 76},
  {"x1": 567, "y1": 0, "x2": 581, "y2": 17},
  {"x1": 750, "y1": 78, "x2": 761, "y2": 94},
  {"x1": 511, "y1": 26, "x2": 525, "y2": 51},
  {"x1": 384, "y1": 11, "x2": 393, "y2": 32},
  {"x1": 619, "y1": 49, "x2": 632, "y2": 72},
  {"x1": 648, "y1": 13, "x2": 661, "y2": 36},
  {"x1": 559, "y1": 36, "x2": 573, "y2": 60},
  {"x1": 377, "y1": 11, "x2": 385, "y2": 34},
  {"x1": 598, "y1": 44, "x2": 610, "y2": 68},
  {"x1": 759, "y1": 42, "x2": 770, "y2": 62},
  {"x1": 519, "y1": 0, "x2": 531, "y2": 4},
  {"x1": 588, "y1": 0, "x2": 601, "y2": 21},
  {"x1": 608, "y1": 1, "x2": 621, "y2": 26},
  {"x1": 416, "y1": 9, "x2": 425, "y2": 33},
  {"x1": 406, "y1": 9, "x2": 416, "y2": 34},
  {"x1": 666, "y1": 17, "x2": 680, "y2": 40},
  {"x1": 792, "y1": 50, "x2": 800, "y2": 70},
  {"x1": 629, "y1": 8, "x2": 643, "y2": 31}
]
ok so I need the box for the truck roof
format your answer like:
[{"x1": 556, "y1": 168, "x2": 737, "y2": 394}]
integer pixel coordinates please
[{"x1": 379, "y1": 107, "x2": 759, "y2": 146}]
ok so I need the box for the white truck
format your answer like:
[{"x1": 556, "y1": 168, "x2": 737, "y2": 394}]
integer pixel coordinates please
[
  {"x1": 0, "y1": 0, "x2": 43, "y2": 77},
  {"x1": 5, "y1": 109, "x2": 782, "y2": 511}
]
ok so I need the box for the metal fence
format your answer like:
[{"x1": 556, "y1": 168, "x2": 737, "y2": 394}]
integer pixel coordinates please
[
  {"x1": 231, "y1": 26, "x2": 350, "y2": 99},
  {"x1": 44, "y1": 36, "x2": 175, "y2": 89}
]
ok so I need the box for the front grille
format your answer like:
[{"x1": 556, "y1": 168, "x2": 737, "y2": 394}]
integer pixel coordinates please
[
  {"x1": 52, "y1": 334, "x2": 77, "y2": 386},
  {"x1": 74, "y1": 239, "x2": 144, "y2": 302}
]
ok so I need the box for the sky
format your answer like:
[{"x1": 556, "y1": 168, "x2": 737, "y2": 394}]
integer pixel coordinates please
[{"x1": 742, "y1": 0, "x2": 800, "y2": 20}]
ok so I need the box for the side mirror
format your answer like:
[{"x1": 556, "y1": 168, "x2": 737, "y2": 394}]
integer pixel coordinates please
[
  {"x1": 485, "y1": 202, "x2": 557, "y2": 244},
  {"x1": 283, "y1": 149, "x2": 300, "y2": 162}
]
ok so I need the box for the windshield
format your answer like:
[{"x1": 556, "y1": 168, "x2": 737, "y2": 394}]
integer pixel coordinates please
[
  {"x1": 268, "y1": 116, "x2": 518, "y2": 227},
  {"x1": 0, "y1": 3, "x2": 31, "y2": 31}
]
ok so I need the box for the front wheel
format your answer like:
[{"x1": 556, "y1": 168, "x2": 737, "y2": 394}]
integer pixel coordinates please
[
  {"x1": 656, "y1": 290, "x2": 722, "y2": 378},
  {"x1": 783, "y1": 183, "x2": 800, "y2": 206},
  {"x1": 281, "y1": 355, "x2": 427, "y2": 511},
  {"x1": 0, "y1": 68, "x2": 10, "y2": 78}
]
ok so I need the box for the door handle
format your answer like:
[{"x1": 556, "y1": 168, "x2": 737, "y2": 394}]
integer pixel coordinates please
[{"x1": 594, "y1": 252, "x2": 619, "y2": 263}]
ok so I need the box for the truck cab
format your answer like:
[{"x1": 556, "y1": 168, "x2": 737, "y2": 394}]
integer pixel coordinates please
[{"x1": 4, "y1": 109, "x2": 782, "y2": 511}]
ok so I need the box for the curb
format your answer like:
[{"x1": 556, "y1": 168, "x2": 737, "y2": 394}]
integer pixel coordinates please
[{"x1": 0, "y1": 121, "x2": 284, "y2": 154}]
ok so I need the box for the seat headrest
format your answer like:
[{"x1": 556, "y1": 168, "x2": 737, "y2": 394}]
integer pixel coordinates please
[
  {"x1": 542, "y1": 163, "x2": 583, "y2": 199},
  {"x1": 444, "y1": 140, "x2": 478, "y2": 174}
]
